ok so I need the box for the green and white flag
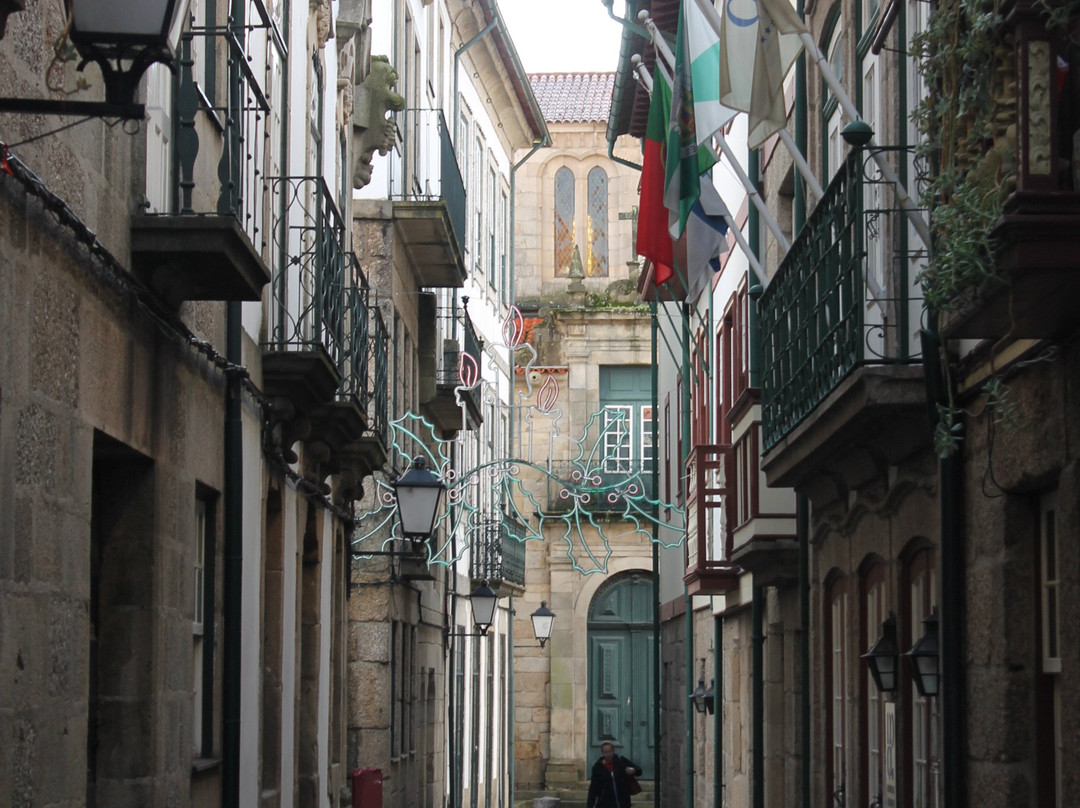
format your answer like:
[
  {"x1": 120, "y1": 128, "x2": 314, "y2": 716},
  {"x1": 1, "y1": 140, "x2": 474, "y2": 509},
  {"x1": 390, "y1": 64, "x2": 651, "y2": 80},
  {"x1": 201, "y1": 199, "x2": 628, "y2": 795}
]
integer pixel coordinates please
[
  {"x1": 664, "y1": 0, "x2": 717, "y2": 239},
  {"x1": 687, "y1": 0, "x2": 736, "y2": 145}
]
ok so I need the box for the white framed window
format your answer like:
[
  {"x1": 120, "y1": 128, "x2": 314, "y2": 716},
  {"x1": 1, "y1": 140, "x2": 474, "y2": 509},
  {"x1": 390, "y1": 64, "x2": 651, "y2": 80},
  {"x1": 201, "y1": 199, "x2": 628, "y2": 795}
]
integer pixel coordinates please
[
  {"x1": 602, "y1": 406, "x2": 633, "y2": 473},
  {"x1": 1040, "y1": 491, "x2": 1062, "y2": 807},
  {"x1": 193, "y1": 497, "x2": 209, "y2": 755},
  {"x1": 864, "y1": 570, "x2": 886, "y2": 806},
  {"x1": 824, "y1": 25, "x2": 846, "y2": 178},
  {"x1": 1040, "y1": 491, "x2": 1060, "y2": 673}
]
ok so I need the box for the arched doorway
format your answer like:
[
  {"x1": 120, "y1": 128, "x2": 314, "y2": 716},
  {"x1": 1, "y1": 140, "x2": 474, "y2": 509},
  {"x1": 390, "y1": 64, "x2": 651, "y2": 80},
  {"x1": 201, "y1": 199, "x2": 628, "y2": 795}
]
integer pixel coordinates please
[{"x1": 587, "y1": 571, "x2": 655, "y2": 778}]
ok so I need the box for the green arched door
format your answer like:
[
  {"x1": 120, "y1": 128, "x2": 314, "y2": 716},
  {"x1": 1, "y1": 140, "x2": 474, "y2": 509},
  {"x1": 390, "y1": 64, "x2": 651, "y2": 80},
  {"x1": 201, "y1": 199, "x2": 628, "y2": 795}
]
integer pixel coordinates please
[{"x1": 588, "y1": 572, "x2": 655, "y2": 778}]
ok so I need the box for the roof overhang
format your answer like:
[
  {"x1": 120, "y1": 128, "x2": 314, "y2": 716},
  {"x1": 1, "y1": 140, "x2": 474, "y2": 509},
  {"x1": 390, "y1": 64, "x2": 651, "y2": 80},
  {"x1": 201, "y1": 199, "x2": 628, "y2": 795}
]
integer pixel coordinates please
[{"x1": 446, "y1": 0, "x2": 550, "y2": 153}]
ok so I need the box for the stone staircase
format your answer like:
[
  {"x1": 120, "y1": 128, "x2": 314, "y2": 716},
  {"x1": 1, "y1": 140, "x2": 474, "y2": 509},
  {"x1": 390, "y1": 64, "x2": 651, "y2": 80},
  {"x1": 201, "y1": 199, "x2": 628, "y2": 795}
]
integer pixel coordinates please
[{"x1": 514, "y1": 781, "x2": 656, "y2": 808}]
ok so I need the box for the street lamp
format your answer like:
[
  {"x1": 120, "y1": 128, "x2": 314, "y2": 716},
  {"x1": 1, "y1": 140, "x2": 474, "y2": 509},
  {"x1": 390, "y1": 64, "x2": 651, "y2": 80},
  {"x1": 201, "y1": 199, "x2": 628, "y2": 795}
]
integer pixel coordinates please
[
  {"x1": 862, "y1": 613, "x2": 899, "y2": 694},
  {"x1": 906, "y1": 609, "x2": 940, "y2": 698},
  {"x1": 691, "y1": 676, "x2": 715, "y2": 715},
  {"x1": 530, "y1": 601, "x2": 555, "y2": 648},
  {"x1": 392, "y1": 456, "x2": 445, "y2": 544},
  {"x1": 0, "y1": 0, "x2": 192, "y2": 119},
  {"x1": 469, "y1": 581, "x2": 498, "y2": 636}
]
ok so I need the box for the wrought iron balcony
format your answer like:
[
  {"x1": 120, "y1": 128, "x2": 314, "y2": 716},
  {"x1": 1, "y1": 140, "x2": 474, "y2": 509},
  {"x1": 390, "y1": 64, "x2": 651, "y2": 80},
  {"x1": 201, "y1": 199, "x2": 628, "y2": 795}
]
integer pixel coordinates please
[
  {"x1": 332, "y1": 258, "x2": 391, "y2": 502},
  {"x1": 346, "y1": 260, "x2": 390, "y2": 452},
  {"x1": 421, "y1": 298, "x2": 484, "y2": 433},
  {"x1": 130, "y1": 23, "x2": 279, "y2": 304},
  {"x1": 470, "y1": 512, "x2": 527, "y2": 597},
  {"x1": 390, "y1": 108, "x2": 467, "y2": 288},
  {"x1": 261, "y1": 175, "x2": 346, "y2": 419},
  {"x1": 758, "y1": 150, "x2": 927, "y2": 476},
  {"x1": 683, "y1": 444, "x2": 739, "y2": 595}
]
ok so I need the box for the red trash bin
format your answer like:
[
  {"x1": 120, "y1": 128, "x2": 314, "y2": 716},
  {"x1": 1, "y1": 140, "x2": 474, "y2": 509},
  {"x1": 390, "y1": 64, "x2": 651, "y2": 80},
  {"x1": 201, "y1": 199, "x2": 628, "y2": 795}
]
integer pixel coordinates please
[{"x1": 352, "y1": 767, "x2": 382, "y2": 808}]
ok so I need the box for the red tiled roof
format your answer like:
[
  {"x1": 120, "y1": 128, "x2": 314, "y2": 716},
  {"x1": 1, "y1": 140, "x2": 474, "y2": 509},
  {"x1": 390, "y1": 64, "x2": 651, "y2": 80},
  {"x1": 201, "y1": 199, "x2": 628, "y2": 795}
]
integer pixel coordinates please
[{"x1": 529, "y1": 73, "x2": 615, "y2": 123}]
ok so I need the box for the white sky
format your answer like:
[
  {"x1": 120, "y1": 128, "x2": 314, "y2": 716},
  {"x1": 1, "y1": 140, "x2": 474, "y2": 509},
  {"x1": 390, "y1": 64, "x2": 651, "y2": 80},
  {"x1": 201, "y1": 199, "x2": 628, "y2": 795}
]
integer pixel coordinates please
[{"x1": 498, "y1": 0, "x2": 627, "y2": 73}]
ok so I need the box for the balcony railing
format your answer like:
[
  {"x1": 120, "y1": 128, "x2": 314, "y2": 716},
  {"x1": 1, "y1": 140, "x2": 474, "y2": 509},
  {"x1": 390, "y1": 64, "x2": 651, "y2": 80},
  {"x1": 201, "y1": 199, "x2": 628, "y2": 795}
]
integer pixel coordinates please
[
  {"x1": 389, "y1": 109, "x2": 467, "y2": 287},
  {"x1": 173, "y1": 11, "x2": 283, "y2": 249},
  {"x1": 265, "y1": 175, "x2": 346, "y2": 367},
  {"x1": 438, "y1": 301, "x2": 484, "y2": 413},
  {"x1": 758, "y1": 150, "x2": 925, "y2": 451},
  {"x1": 392, "y1": 107, "x2": 467, "y2": 249},
  {"x1": 684, "y1": 445, "x2": 738, "y2": 593},
  {"x1": 470, "y1": 512, "x2": 527, "y2": 594},
  {"x1": 130, "y1": 12, "x2": 282, "y2": 304},
  {"x1": 340, "y1": 256, "x2": 389, "y2": 448}
]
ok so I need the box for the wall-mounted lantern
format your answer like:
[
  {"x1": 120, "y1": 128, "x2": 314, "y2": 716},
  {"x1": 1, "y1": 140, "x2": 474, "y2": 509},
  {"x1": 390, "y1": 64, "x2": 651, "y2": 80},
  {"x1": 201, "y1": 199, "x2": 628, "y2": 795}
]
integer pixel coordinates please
[
  {"x1": 862, "y1": 613, "x2": 899, "y2": 694},
  {"x1": 906, "y1": 609, "x2": 940, "y2": 698},
  {"x1": 392, "y1": 456, "x2": 445, "y2": 543},
  {"x1": 530, "y1": 601, "x2": 555, "y2": 648},
  {"x1": 0, "y1": 0, "x2": 192, "y2": 119}
]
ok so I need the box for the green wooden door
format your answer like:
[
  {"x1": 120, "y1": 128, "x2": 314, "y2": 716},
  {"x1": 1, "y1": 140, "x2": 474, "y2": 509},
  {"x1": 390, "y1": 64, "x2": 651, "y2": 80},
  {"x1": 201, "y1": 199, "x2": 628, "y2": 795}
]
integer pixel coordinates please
[{"x1": 588, "y1": 572, "x2": 655, "y2": 779}]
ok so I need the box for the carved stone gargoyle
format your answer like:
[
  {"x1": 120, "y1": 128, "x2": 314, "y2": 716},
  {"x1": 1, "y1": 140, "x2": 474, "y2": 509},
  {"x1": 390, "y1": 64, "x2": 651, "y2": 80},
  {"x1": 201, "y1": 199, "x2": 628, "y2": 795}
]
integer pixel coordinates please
[{"x1": 351, "y1": 55, "x2": 404, "y2": 189}]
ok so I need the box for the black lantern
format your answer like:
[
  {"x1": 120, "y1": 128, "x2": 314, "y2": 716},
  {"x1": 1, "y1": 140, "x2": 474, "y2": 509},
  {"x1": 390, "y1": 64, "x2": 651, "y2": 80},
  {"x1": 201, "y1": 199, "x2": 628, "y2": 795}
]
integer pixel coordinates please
[
  {"x1": 0, "y1": 0, "x2": 191, "y2": 118},
  {"x1": 906, "y1": 609, "x2": 940, "y2": 698},
  {"x1": 530, "y1": 601, "x2": 555, "y2": 648},
  {"x1": 469, "y1": 581, "x2": 498, "y2": 636},
  {"x1": 691, "y1": 676, "x2": 715, "y2": 715},
  {"x1": 862, "y1": 613, "x2": 899, "y2": 694},
  {"x1": 392, "y1": 456, "x2": 445, "y2": 541}
]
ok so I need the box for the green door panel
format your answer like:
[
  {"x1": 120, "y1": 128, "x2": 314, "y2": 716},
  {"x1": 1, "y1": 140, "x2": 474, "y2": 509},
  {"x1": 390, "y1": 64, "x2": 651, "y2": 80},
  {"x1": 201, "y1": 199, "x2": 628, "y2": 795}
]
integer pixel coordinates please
[{"x1": 588, "y1": 572, "x2": 655, "y2": 779}]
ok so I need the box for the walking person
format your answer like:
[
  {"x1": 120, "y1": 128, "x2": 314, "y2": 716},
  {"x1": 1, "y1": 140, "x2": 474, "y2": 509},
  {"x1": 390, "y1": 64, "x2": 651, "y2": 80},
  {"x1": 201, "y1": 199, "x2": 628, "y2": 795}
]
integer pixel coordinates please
[{"x1": 586, "y1": 740, "x2": 642, "y2": 808}]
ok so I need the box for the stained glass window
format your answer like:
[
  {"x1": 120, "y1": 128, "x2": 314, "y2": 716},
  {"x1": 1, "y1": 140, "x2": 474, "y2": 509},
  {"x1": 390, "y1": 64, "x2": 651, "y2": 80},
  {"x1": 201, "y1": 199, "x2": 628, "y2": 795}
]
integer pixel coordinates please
[
  {"x1": 554, "y1": 167, "x2": 575, "y2": 276},
  {"x1": 587, "y1": 166, "x2": 609, "y2": 276}
]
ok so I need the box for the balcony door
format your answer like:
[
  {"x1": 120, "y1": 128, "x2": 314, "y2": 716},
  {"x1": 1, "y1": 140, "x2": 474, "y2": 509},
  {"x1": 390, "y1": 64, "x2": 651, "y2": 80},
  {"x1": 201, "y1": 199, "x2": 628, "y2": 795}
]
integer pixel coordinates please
[{"x1": 588, "y1": 572, "x2": 655, "y2": 779}]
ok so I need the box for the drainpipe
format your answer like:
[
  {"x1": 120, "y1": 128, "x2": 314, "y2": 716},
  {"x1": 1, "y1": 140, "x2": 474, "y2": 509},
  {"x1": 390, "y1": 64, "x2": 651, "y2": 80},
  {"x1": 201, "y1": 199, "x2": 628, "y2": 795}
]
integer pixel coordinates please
[
  {"x1": 747, "y1": 148, "x2": 762, "y2": 389},
  {"x1": 681, "y1": 297, "x2": 694, "y2": 808},
  {"x1": 650, "y1": 300, "x2": 661, "y2": 808},
  {"x1": 223, "y1": 301, "x2": 243, "y2": 808},
  {"x1": 751, "y1": 585, "x2": 764, "y2": 808},
  {"x1": 713, "y1": 616, "x2": 722, "y2": 808},
  {"x1": 602, "y1": 0, "x2": 648, "y2": 172},
  {"x1": 609, "y1": 137, "x2": 644, "y2": 173},
  {"x1": 922, "y1": 328, "x2": 965, "y2": 808},
  {"x1": 508, "y1": 135, "x2": 548, "y2": 442},
  {"x1": 941, "y1": 450, "x2": 965, "y2": 808},
  {"x1": 453, "y1": 18, "x2": 498, "y2": 148},
  {"x1": 685, "y1": 591, "x2": 695, "y2": 808},
  {"x1": 221, "y1": 1, "x2": 247, "y2": 804},
  {"x1": 798, "y1": 495, "x2": 810, "y2": 808}
]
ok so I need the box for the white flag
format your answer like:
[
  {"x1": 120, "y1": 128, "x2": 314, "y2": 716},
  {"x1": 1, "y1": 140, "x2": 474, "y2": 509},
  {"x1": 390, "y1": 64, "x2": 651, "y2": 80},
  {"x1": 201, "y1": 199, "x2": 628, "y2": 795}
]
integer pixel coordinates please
[{"x1": 715, "y1": 0, "x2": 806, "y2": 147}]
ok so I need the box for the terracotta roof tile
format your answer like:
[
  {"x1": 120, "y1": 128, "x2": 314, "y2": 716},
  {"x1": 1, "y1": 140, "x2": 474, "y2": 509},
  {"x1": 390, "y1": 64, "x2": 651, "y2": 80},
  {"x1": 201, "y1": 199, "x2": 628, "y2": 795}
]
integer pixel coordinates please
[{"x1": 528, "y1": 73, "x2": 614, "y2": 123}]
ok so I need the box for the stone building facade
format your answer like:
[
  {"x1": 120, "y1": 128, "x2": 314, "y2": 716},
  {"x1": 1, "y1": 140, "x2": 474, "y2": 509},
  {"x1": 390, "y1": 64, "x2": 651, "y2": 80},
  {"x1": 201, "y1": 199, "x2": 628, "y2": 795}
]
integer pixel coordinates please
[
  {"x1": 607, "y1": 1, "x2": 1080, "y2": 808},
  {"x1": 347, "y1": 3, "x2": 547, "y2": 808},
  {"x1": 3, "y1": 1, "x2": 402, "y2": 806},
  {"x1": 510, "y1": 72, "x2": 657, "y2": 794}
]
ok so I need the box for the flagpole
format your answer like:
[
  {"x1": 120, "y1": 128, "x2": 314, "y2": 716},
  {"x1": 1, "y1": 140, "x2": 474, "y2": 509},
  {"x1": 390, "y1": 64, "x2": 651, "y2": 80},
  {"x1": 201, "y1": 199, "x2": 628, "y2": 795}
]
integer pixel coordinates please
[
  {"x1": 795, "y1": 29, "x2": 931, "y2": 248},
  {"x1": 634, "y1": 57, "x2": 771, "y2": 289},
  {"x1": 777, "y1": 129, "x2": 824, "y2": 201},
  {"x1": 634, "y1": 18, "x2": 793, "y2": 259},
  {"x1": 687, "y1": 0, "x2": 825, "y2": 202},
  {"x1": 706, "y1": 137, "x2": 790, "y2": 253}
]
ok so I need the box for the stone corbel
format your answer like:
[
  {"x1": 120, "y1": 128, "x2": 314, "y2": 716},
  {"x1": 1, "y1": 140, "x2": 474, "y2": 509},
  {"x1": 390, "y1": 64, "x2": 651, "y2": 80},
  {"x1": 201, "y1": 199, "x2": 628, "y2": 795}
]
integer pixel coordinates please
[
  {"x1": 313, "y1": 0, "x2": 333, "y2": 47},
  {"x1": 0, "y1": 0, "x2": 25, "y2": 40}
]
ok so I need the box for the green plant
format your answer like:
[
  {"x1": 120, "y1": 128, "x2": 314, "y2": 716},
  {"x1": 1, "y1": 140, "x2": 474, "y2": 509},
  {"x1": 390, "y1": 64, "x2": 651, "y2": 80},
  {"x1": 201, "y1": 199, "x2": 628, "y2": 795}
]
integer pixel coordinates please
[{"x1": 912, "y1": 0, "x2": 1014, "y2": 310}]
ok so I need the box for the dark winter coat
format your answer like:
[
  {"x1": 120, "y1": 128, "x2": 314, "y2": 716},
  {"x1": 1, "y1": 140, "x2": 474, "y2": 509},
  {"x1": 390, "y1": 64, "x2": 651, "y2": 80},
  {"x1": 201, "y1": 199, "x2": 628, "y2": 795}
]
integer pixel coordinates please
[{"x1": 586, "y1": 753, "x2": 642, "y2": 808}]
